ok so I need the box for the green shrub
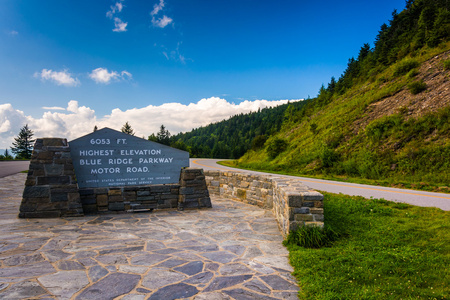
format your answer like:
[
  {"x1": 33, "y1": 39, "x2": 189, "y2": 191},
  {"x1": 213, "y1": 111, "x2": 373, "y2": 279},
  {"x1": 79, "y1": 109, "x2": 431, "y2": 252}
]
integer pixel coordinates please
[
  {"x1": 251, "y1": 135, "x2": 267, "y2": 150},
  {"x1": 284, "y1": 225, "x2": 339, "y2": 248},
  {"x1": 393, "y1": 59, "x2": 420, "y2": 76},
  {"x1": 356, "y1": 149, "x2": 386, "y2": 179},
  {"x1": 320, "y1": 146, "x2": 340, "y2": 168},
  {"x1": 408, "y1": 80, "x2": 427, "y2": 94},
  {"x1": 341, "y1": 158, "x2": 360, "y2": 176},
  {"x1": 406, "y1": 68, "x2": 419, "y2": 78},
  {"x1": 325, "y1": 133, "x2": 343, "y2": 148},
  {"x1": 444, "y1": 59, "x2": 450, "y2": 70},
  {"x1": 365, "y1": 114, "x2": 403, "y2": 142},
  {"x1": 266, "y1": 137, "x2": 288, "y2": 159},
  {"x1": 310, "y1": 123, "x2": 318, "y2": 135}
]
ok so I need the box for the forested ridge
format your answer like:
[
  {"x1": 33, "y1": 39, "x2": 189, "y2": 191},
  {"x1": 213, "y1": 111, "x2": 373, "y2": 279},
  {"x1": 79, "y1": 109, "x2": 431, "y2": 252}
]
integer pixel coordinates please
[{"x1": 169, "y1": 100, "x2": 309, "y2": 158}]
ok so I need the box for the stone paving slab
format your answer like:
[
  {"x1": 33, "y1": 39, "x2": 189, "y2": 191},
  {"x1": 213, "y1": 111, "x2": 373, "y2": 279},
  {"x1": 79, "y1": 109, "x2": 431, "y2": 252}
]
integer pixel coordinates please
[{"x1": 0, "y1": 173, "x2": 299, "y2": 299}]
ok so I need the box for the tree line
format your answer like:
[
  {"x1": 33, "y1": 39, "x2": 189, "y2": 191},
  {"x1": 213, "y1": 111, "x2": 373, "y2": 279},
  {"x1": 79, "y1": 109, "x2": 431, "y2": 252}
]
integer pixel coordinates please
[
  {"x1": 117, "y1": 101, "x2": 309, "y2": 159},
  {"x1": 316, "y1": 0, "x2": 450, "y2": 105},
  {"x1": 169, "y1": 101, "x2": 309, "y2": 158}
]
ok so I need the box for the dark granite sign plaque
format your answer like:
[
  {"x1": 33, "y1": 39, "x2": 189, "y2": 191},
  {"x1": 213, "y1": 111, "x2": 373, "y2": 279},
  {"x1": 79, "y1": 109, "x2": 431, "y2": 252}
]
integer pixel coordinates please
[{"x1": 69, "y1": 128, "x2": 189, "y2": 188}]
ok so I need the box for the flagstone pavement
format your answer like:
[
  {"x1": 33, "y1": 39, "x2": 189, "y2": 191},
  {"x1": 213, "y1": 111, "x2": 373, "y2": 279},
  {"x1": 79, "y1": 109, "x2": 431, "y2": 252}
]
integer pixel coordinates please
[{"x1": 0, "y1": 173, "x2": 299, "y2": 300}]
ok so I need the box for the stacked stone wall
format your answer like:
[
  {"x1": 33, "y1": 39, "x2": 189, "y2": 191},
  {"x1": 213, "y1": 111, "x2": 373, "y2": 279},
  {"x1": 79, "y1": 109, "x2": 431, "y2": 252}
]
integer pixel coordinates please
[
  {"x1": 78, "y1": 168, "x2": 212, "y2": 214},
  {"x1": 19, "y1": 138, "x2": 83, "y2": 218},
  {"x1": 205, "y1": 170, "x2": 323, "y2": 237},
  {"x1": 79, "y1": 184, "x2": 180, "y2": 214},
  {"x1": 178, "y1": 168, "x2": 212, "y2": 210},
  {"x1": 205, "y1": 171, "x2": 273, "y2": 208}
]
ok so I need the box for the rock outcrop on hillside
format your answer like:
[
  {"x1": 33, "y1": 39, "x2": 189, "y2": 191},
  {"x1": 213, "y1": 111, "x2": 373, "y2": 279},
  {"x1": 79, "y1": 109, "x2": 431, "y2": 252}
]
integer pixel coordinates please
[{"x1": 356, "y1": 50, "x2": 450, "y2": 131}]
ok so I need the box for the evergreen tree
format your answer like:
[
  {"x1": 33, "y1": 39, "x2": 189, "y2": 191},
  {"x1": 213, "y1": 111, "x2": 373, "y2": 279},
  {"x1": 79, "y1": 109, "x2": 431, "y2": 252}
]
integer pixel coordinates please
[
  {"x1": 3, "y1": 149, "x2": 13, "y2": 159},
  {"x1": 327, "y1": 76, "x2": 337, "y2": 93},
  {"x1": 251, "y1": 135, "x2": 267, "y2": 150},
  {"x1": 357, "y1": 43, "x2": 371, "y2": 62},
  {"x1": 148, "y1": 133, "x2": 158, "y2": 142},
  {"x1": 11, "y1": 124, "x2": 35, "y2": 159},
  {"x1": 428, "y1": 8, "x2": 450, "y2": 46},
  {"x1": 121, "y1": 121, "x2": 135, "y2": 135},
  {"x1": 157, "y1": 125, "x2": 171, "y2": 145}
]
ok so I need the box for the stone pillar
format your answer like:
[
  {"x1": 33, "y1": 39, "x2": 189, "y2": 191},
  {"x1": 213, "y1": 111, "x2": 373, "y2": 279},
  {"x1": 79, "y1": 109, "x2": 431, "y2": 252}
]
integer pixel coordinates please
[
  {"x1": 178, "y1": 168, "x2": 212, "y2": 210},
  {"x1": 19, "y1": 138, "x2": 83, "y2": 218}
]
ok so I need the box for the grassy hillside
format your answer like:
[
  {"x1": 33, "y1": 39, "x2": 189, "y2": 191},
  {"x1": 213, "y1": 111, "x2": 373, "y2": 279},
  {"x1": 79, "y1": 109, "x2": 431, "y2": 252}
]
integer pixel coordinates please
[
  {"x1": 233, "y1": 0, "x2": 450, "y2": 191},
  {"x1": 235, "y1": 45, "x2": 450, "y2": 190}
]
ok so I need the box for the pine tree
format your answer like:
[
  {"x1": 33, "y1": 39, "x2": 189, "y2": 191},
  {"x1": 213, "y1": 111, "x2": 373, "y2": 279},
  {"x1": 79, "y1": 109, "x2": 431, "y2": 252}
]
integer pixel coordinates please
[
  {"x1": 148, "y1": 133, "x2": 158, "y2": 142},
  {"x1": 121, "y1": 121, "x2": 135, "y2": 135},
  {"x1": 4, "y1": 149, "x2": 13, "y2": 159},
  {"x1": 11, "y1": 124, "x2": 35, "y2": 159},
  {"x1": 156, "y1": 125, "x2": 171, "y2": 145}
]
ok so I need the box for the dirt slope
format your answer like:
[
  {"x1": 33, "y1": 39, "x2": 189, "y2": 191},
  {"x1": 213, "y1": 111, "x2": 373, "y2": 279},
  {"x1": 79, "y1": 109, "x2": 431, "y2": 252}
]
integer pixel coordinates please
[{"x1": 355, "y1": 50, "x2": 450, "y2": 132}]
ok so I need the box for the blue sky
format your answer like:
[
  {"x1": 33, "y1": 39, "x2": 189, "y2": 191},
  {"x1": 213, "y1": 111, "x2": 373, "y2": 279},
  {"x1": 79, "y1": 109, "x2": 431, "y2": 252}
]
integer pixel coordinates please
[{"x1": 0, "y1": 0, "x2": 405, "y2": 149}]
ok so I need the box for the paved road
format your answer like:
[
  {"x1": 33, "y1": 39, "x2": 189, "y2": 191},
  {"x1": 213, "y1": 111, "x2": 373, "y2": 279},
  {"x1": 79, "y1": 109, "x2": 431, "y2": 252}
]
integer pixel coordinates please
[
  {"x1": 190, "y1": 159, "x2": 450, "y2": 211},
  {"x1": 0, "y1": 161, "x2": 30, "y2": 178}
]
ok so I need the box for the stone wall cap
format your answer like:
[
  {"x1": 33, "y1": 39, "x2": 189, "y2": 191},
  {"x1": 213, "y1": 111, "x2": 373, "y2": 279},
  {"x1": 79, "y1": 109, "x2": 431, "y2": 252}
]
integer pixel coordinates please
[{"x1": 42, "y1": 138, "x2": 68, "y2": 147}]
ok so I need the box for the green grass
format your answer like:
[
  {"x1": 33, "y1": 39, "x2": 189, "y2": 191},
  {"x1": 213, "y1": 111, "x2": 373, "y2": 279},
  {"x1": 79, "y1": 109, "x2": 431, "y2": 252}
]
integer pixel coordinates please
[
  {"x1": 284, "y1": 192, "x2": 450, "y2": 300},
  {"x1": 393, "y1": 58, "x2": 420, "y2": 76}
]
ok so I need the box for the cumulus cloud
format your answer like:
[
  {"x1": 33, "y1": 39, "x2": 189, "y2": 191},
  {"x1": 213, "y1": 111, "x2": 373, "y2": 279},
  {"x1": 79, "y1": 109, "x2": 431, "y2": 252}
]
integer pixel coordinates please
[
  {"x1": 113, "y1": 17, "x2": 128, "y2": 32},
  {"x1": 106, "y1": 2, "x2": 123, "y2": 18},
  {"x1": 151, "y1": 0, "x2": 173, "y2": 28},
  {"x1": 89, "y1": 68, "x2": 131, "y2": 84},
  {"x1": 107, "y1": 1, "x2": 127, "y2": 32},
  {"x1": 151, "y1": 0, "x2": 165, "y2": 16},
  {"x1": 0, "y1": 97, "x2": 302, "y2": 149},
  {"x1": 152, "y1": 15, "x2": 173, "y2": 28},
  {"x1": 35, "y1": 69, "x2": 80, "y2": 87},
  {"x1": 0, "y1": 103, "x2": 29, "y2": 149}
]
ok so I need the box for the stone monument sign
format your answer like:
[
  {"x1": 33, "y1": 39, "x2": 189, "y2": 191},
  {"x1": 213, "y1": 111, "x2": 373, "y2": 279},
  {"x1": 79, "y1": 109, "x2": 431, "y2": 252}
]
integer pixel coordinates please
[{"x1": 69, "y1": 128, "x2": 189, "y2": 188}]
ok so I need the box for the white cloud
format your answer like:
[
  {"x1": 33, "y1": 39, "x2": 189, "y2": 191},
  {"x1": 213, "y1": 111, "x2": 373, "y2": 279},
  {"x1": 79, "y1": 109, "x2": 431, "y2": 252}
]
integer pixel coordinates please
[
  {"x1": 89, "y1": 68, "x2": 132, "y2": 84},
  {"x1": 42, "y1": 106, "x2": 66, "y2": 111},
  {"x1": 150, "y1": 0, "x2": 173, "y2": 28},
  {"x1": 0, "y1": 103, "x2": 29, "y2": 149},
  {"x1": 35, "y1": 69, "x2": 80, "y2": 87},
  {"x1": 113, "y1": 17, "x2": 128, "y2": 32},
  {"x1": 8, "y1": 30, "x2": 18, "y2": 36},
  {"x1": 121, "y1": 70, "x2": 132, "y2": 79},
  {"x1": 106, "y1": 2, "x2": 123, "y2": 18},
  {"x1": 151, "y1": 0, "x2": 165, "y2": 16},
  {"x1": 89, "y1": 68, "x2": 118, "y2": 84},
  {"x1": 152, "y1": 15, "x2": 173, "y2": 28},
  {"x1": 0, "y1": 97, "x2": 302, "y2": 149},
  {"x1": 106, "y1": 1, "x2": 127, "y2": 32},
  {"x1": 0, "y1": 119, "x2": 11, "y2": 133}
]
